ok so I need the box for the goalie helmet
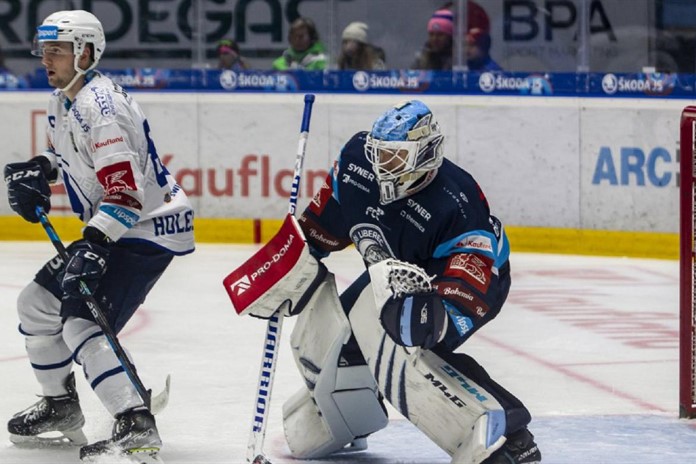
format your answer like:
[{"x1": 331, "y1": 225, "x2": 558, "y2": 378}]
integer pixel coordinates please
[
  {"x1": 32, "y1": 10, "x2": 106, "y2": 90},
  {"x1": 365, "y1": 100, "x2": 444, "y2": 204}
]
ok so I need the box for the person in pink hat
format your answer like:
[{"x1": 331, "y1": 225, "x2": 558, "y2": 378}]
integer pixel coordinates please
[
  {"x1": 412, "y1": 2, "x2": 502, "y2": 72},
  {"x1": 411, "y1": 8, "x2": 455, "y2": 70}
]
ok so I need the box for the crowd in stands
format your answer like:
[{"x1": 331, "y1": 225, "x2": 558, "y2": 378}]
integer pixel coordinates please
[
  {"x1": 0, "y1": 2, "x2": 503, "y2": 88},
  {"x1": 223, "y1": 1, "x2": 500, "y2": 73}
]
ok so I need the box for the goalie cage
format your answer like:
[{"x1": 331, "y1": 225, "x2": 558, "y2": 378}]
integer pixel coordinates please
[{"x1": 680, "y1": 106, "x2": 696, "y2": 419}]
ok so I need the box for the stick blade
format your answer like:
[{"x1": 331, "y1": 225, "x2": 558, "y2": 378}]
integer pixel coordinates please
[{"x1": 150, "y1": 374, "x2": 171, "y2": 415}]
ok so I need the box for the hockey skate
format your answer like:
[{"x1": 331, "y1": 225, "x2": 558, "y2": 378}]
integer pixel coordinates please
[
  {"x1": 79, "y1": 408, "x2": 162, "y2": 463},
  {"x1": 7, "y1": 372, "x2": 87, "y2": 447},
  {"x1": 481, "y1": 427, "x2": 541, "y2": 464}
]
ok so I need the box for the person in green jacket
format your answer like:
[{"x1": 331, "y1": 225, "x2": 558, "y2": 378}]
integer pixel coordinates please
[{"x1": 272, "y1": 17, "x2": 327, "y2": 71}]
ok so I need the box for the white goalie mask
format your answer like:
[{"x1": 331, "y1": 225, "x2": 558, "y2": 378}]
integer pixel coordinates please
[
  {"x1": 365, "y1": 100, "x2": 444, "y2": 205},
  {"x1": 32, "y1": 10, "x2": 106, "y2": 92}
]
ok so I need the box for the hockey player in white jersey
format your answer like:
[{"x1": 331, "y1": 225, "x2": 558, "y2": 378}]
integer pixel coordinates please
[{"x1": 3, "y1": 10, "x2": 194, "y2": 463}]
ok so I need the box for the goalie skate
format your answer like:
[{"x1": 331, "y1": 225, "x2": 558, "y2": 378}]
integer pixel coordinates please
[
  {"x1": 8, "y1": 372, "x2": 87, "y2": 447},
  {"x1": 79, "y1": 408, "x2": 162, "y2": 464},
  {"x1": 481, "y1": 427, "x2": 541, "y2": 464}
]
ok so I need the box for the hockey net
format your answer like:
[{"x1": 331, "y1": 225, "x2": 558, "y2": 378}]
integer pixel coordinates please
[{"x1": 680, "y1": 106, "x2": 696, "y2": 418}]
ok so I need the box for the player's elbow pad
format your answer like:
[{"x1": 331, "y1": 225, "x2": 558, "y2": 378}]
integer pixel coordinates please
[{"x1": 379, "y1": 292, "x2": 448, "y2": 349}]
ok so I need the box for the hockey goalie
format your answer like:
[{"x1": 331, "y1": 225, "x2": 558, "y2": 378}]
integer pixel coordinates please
[{"x1": 225, "y1": 100, "x2": 542, "y2": 464}]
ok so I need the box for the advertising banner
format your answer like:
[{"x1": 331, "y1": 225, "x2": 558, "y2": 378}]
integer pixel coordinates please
[{"x1": 0, "y1": 92, "x2": 681, "y2": 234}]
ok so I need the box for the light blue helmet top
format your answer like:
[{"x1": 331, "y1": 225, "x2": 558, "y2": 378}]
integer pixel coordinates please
[
  {"x1": 365, "y1": 100, "x2": 444, "y2": 204},
  {"x1": 370, "y1": 100, "x2": 434, "y2": 142}
]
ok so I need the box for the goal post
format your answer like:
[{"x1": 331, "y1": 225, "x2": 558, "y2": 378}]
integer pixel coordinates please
[{"x1": 680, "y1": 106, "x2": 696, "y2": 419}]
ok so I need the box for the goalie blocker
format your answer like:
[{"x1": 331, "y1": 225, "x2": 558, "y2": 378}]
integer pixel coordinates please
[{"x1": 223, "y1": 214, "x2": 327, "y2": 318}]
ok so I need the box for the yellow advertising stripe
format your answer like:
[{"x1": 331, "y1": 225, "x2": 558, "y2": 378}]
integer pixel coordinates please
[
  {"x1": 505, "y1": 226, "x2": 678, "y2": 260},
  {"x1": 0, "y1": 216, "x2": 677, "y2": 260}
]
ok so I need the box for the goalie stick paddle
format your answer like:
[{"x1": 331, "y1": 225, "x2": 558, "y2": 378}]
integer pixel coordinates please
[
  {"x1": 35, "y1": 206, "x2": 170, "y2": 415},
  {"x1": 247, "y1": 94, "x2": 315, "y2": 464}
]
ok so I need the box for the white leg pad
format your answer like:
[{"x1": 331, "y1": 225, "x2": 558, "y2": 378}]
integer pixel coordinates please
[
  {"x1": 283, "y1": 273, "x2": 388, "y2": 459},
  {"x1": 18, "y1": 281, "x2": 72, "y2": 396},
  {"x1": 349, "y1": 283, "x2": 507, "y2": 463},
  {"x1": 451, "y1": 413, "x2": 507, "y2": 464},
  {"x1": 25, "y1": 332, "x2": 74, "y2": 397},
  {"x1": 63, "y1": 317, "x2": 143, "y2": 416},
  {"x1": 17, "y1": 281, "x2": 62, "y2": 335}
]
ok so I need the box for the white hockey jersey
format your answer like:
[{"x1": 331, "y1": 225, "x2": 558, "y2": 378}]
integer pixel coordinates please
[{"x1": 41, "y1": 72, "x2": 194, "y2": 255}]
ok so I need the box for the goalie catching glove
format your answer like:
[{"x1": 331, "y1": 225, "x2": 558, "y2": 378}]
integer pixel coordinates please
[
  {"x1": 369, "y1": 259, "x2": 448, "y2": 350},
  {"x1": 223, "y1": 214, "x2": 327, "y2": 319}
]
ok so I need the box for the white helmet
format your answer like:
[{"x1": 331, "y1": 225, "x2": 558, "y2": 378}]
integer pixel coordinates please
[
  {"x1": 32, "y1": 10, "x2": 105, "y2": 91},
  {"x1": 365, "y1": 100, "x2": 444, "y2": 204}
]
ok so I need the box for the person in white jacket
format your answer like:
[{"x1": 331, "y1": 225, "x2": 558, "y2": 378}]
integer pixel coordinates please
[{"x1": 3, "y1": 9, "x2": 194, "y2": 463}]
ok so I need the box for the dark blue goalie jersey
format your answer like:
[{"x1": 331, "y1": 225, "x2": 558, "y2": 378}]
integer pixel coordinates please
[{"x1": 299, "y1": 131, "x2": 511, "y2": 347}]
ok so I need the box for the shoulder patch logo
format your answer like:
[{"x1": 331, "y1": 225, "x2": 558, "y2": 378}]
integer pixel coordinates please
[
  {"x1": 349, "y1": 223, "x2": 394, "y2": 265},
  {"x1": 97, "y1": 161, "x2": 137, "y2": 195}
]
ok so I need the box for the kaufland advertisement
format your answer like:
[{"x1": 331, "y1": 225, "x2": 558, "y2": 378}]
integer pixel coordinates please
[{"x1": 0, "y1": 93, "x2": 679, "y2": 234}]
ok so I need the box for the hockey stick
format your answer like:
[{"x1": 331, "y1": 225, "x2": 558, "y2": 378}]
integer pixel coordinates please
[
  {"x1": 35, "y1": 205, "x2": 170, "y2": 415},
  {"x1": 248, "y1": 94, "x2": 315, "y2": 464}
]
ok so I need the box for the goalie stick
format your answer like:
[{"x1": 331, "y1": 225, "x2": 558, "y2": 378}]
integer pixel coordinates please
[
  {"x1": 246, "y1": 94, "x2": 316, "y2": 464},
  {"x1": 35, "y1": 206, "x2": 170, "y2": 415}
]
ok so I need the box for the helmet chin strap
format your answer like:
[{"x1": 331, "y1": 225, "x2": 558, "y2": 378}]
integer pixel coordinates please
[
  {"x1": 59, "y1": 69, "x2": 85, "y2": 94},
  {"x1": 60, "y1": 52, "x2": 93, "y2": 94}
]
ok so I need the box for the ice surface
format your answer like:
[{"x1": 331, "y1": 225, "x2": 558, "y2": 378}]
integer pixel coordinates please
[{"x1": 1, "y1": 242, "x2": 694, "y2": 464}]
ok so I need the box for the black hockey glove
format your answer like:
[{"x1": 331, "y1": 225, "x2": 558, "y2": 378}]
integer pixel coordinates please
[
  {"x1": 60, "y1": 228, "x2": 111, "y2": 297},
  {"x1": 4, "y1": 157, "x2": 53, "y2": 223},
  {"x1": 379, "y1": 291, "x2": 448, "y2": 350}
]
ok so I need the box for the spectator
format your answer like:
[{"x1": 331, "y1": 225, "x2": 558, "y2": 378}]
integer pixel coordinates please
[
  {"x1": 272, "y1": 17, "x2": 327, "y2": 71},
  {"x1": 411, "y1": 8, "x2": 454, "y2": 70},
  {"x1": 217, "y1": 38, "x2": 248, "y2": 70},
  {"x1": 412, "y1": 2, "x2": 502, "y2": 72},
  {"x1": 460, "y1": 0, "x2": 501, "y2": 71},
  {"x1": 466, "y1": 27, "x2": 502, "y2": 72},
  {"x1": 337, "y1": 21, "x2": 385, "y2": 71}
]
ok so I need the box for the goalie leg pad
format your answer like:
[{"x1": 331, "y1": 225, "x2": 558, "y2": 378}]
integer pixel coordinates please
[
  {"x1": 282, "y1": 273, "x2": 388, "y2": 459},
  {"x1": 434, "y1": 347, "x2": 532, "y2": 436},
  {"x1": 349, "y1": 282, "x2": 508, "y2": 463}
]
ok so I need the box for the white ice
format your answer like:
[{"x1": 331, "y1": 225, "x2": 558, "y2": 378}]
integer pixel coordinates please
[{"x1": 1, "y1": 242, "x2": 695, "y2": 464}]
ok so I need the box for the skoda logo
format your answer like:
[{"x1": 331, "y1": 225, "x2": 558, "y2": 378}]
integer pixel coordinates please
[
  {"x1": 353, "y1": 71, "x2": 369, "y2": 91},
  {"x1": 479, "y1": 72, "x2": 496, "y2": 92},
  {"x1": 602, "y1": 73, "x2": 618, "y2": 94},
  {"x1": 220, "y1": 70, "x2": 237, "y2": 90}
]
